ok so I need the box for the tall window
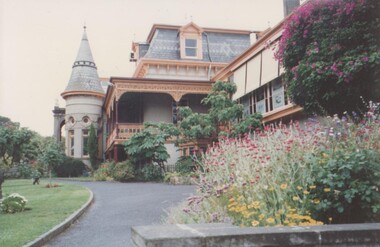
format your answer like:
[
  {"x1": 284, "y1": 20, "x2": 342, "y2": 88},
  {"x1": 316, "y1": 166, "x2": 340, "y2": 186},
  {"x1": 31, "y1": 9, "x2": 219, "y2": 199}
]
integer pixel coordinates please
[
  {"x1": 82, "y1": 130, "x2": 89, "y2": 157},
  {"x1": 272, "y1": 78, "x2": 285, "y2": 109},
  {"x1": 69, "y1": 130, "x2": 74, "y2": 157},
  {"x1": 185, "y1": 39, "x2": 197, "y2": 57},
  {"x1": 241, "y1": 77, "x2": 288, "y2": 115},
  {"x1": 256, "y1": 87, "x2": 267, "y2": 114}
]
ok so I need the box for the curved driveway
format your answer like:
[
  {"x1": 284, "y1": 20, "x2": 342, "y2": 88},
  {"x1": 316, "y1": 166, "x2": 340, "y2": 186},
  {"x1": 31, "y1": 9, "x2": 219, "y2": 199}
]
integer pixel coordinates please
[{"x1": 46, "y1": 181, "x2": 195, "y2": 247}]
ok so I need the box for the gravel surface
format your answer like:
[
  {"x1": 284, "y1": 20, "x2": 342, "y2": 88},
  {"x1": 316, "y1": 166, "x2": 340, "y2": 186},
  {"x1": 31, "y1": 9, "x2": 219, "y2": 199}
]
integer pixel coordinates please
[{"x1": 46, "y1": 181, "x2": 195, "y2": 247}]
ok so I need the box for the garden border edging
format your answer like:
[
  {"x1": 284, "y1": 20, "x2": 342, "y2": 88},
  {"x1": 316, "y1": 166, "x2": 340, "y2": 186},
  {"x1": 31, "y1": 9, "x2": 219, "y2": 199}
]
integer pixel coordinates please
[
  {"x1": 23, "y1": 187, "x2": 94, "y2": 247},
  {"x1": 132, "y1": 222, "x2": 380, "y2": 247}
]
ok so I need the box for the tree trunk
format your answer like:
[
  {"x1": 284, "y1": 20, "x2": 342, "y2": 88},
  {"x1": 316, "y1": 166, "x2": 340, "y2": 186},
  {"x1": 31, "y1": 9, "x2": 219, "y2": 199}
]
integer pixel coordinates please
[
  {"x1": 49, "y1": 168, "x2": 52, "y2": 186},
  {"x1": 0, "y1": 171, "x2": 4, "y2": 199}
]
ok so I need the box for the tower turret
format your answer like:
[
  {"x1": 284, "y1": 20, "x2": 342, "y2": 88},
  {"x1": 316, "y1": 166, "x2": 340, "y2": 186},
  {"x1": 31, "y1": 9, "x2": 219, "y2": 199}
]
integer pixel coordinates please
[
  {"x1": 62, "y1": 26, "x2": 104, "y2": 98},
  {"x1": 61, "y1": 27, "x2": 104, "y2": 166}
]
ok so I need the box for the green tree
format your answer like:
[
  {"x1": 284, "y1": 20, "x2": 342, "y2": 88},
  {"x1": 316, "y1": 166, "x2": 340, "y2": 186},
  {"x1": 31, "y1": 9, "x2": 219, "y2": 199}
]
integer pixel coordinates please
[
  {"x1": 178, "y1": 81, "x2": 262, "y2": 141},
  {"x1": 88, "y1": 124, "x2": 98, "y2": 170},
  {"x1": 0, "y1": 116, "x2": 36, "y2": 198},
  {"x1": 276, "y1": 0, "x2": 380, "y2": 115},
  {"x1": 39, "y1": 138, "x2": 65, "y2": 185},
  {"x1": 177, "y1": 107, "x2": 214, "y2": 140},
  {"x1": 0, "y1": 126, "x2": 34, "y2": 167},
  {"x1": 124, "y1": 122, "x2": 179, "y2": 170}
]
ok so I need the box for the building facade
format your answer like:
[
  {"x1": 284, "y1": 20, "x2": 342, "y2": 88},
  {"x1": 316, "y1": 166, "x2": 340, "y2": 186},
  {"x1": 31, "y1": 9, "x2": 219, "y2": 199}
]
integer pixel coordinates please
[
  {"x1": 54, "y1": 1, "x2": 302, "y2": 166},
  {"x1": 213, "y1": 1, "x2": 303, "y2": 124},
  {"x1": 56, "y1": 22, "x2": 252, "y2": 166},
  {"x1": 103, "y1": 22, "x2": 252, "y2": 162}
]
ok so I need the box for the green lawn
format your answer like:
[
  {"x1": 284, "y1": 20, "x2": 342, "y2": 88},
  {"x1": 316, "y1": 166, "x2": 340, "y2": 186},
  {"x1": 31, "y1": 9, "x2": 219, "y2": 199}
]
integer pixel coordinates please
[{"x1": 0, "y1": 179, "x2": 91, "y2": 247}]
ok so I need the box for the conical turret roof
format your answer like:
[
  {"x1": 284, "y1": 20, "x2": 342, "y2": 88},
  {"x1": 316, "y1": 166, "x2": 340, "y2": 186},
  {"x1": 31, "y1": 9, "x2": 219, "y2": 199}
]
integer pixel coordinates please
[{"x1": 62, "y1": 27, "x2": 105, "y2": 98}]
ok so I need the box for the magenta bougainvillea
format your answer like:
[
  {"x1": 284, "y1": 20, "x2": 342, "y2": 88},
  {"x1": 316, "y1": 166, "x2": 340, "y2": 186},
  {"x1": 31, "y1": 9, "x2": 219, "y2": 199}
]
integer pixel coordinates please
[{"x1": 276, "y1": 0, "x2": 380, "y2": 115}]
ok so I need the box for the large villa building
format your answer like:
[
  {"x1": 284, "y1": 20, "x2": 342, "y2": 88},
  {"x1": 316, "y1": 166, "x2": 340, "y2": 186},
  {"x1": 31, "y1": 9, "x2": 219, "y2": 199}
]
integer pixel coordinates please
[{"x1": 54, "y1": 0, "x2": 302, "y2": 167}]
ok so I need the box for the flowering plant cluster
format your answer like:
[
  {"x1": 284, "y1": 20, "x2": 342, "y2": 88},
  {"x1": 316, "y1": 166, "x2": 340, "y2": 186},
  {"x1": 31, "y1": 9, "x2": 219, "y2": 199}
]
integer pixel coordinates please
[
  {"x1": 0, "y1": 193, "x2": 28, "y2": 214},
  {"x1": 166, "y1": 110, "x2": 380, "y2": 226},
  {"x1": 275, "y1": 0, "x2": 380, "y2": 115},
  {"x1": 307, "y1": 110, "x2": 380, "y2": 223}
]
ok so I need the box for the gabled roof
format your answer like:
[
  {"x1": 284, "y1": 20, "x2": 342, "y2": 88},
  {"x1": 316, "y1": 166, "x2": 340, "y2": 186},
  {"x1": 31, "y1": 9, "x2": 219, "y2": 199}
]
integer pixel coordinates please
[
  {"x1": 139, "y1": 22, "x2": 251, "y2": 63},
  {"x1": 62, "y1": 27, "x2": 105, "y2": 98},
  {"x1": 146, "y1": 23, "x2": 252, "y2": 43},
  {"x1": 179, "y1": 22, "x2": 203, "y2": 33}
]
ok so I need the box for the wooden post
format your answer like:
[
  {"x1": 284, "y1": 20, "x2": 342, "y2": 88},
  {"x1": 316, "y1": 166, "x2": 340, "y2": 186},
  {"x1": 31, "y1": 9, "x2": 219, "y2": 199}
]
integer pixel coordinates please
[
  {"x1": 115, "y1": 100, "x2": 119, "y2": 138},
  {"x1": 114, "y1": 146, "x2": 118, "y2": 162}
]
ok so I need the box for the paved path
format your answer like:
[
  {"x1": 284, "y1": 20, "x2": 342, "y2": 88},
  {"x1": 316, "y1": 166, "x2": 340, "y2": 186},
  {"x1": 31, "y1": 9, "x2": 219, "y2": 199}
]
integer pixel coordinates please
[{"x1": 46, "y1": 181, "x2": 195, "y2": 247}]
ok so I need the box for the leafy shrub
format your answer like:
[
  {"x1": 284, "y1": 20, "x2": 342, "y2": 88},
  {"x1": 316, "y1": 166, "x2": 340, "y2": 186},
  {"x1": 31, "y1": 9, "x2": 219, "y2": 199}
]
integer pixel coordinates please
[
  {"x1": 164, "y1": 172, "x2": 181, "y2": 183},
  {"x1": 54, "y1": 157, "x2": 86, "y2": 177},
  {"x1": 175, "y1": 156, "x2": 196, "y2": 175},
  {"x1": 17, "y1": 161, "x2": 34, "y2": 178},
  {"x1": 140, "y1": 164, "x2": 163, "y2": 181},
  {"x1": 111, "y1": 161, "x2": 135, "y2": 182},
  {"x1": 93, "y1": 162, "x2": 115, "y2": 181},
  {"x1": 0, "y1": 193, "x2": 28, "y2": 213},
  {"x1": 307, "y1": 113, "x2": 380, "y2": 224}
]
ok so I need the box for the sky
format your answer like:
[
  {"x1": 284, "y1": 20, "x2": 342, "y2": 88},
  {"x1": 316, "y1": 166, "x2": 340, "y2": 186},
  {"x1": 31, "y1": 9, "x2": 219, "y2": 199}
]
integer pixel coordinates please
[{"x1": 0, "y1": 0, "x2": 287, "y2": 136}]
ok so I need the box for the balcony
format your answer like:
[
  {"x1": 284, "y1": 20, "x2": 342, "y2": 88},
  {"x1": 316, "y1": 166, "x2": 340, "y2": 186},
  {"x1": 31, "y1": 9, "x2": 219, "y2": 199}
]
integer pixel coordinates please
[{"x1": 106, "y1": 123, "x2": 144, "y2": 150}]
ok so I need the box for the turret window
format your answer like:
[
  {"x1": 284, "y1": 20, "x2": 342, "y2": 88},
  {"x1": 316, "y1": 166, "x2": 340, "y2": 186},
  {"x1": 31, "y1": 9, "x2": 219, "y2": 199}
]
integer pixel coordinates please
[
  {"x1": 69, "y1": 116, "x2": 75, "y2": 124},
  {"x1": 82, "y1": 130, "x2": 89, "y2": 157},
  {"x1": 83, "y1": 116, "x2": 89, "y2": 123},
  {"x1": 69, "y1": 130, "x2": 75, "y2": 157}
]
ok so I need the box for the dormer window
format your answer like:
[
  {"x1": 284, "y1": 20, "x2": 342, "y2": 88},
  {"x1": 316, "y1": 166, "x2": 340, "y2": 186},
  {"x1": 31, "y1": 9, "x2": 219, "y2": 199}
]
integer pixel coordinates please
[
  {"x1": 179, "y1": 22, "x2": 203, "y2": 60},
  {"x1": 185, "y1": 38, "x2": 197, "y2": 57}
]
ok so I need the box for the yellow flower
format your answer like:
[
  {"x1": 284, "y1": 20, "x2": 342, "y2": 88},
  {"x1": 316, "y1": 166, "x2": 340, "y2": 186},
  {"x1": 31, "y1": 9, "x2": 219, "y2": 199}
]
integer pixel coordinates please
[
  {"x1": 303, "y1": 190, "x2": 310, "y2": 195},
  {"x1": 259, "y1": 214, "x2": 265, "y2": 220},
  {"x1": 250, "y1": 201, "x2": 260, "y2": 209},
  {"x1": 292, "y1": 196, "x2": 300, "y2": 201},
  {"x1": 251, "y1": 220, "x2": 260, "y2": 226},
  {"x1": 229, "y1": 198, "x2": 235, "y2": 203},
  {"x1": 243, "y1": 212, "x2": 253, "y2": 218},
  {"x1": 322, "y1": 153, "x2": 329, "y2": 158},
  {"x1": 287, "y1": 207, "x2": 296, "y2": 212},
  {"x1": 280, "y1": 183, "x2": 288, "y2": 190},
  {"x1": 266, "y1": 218, "x2": 275, "y2": 224},
  {"x1": 309, "y1": 185, "x2": 316, "y2": 189},
  {"x1": 278, "y1": 209, "x2": 285, "y2": 214},
  {"x1": 297, "y1": 186, "x2": 303, "y2": 190},
  {"x1": 268, "y1": 187, "x2": 274, "y2": 191},
  {"x1": 313, "y1": 199, "x2": 320, "y2": 204},
  {"x1": 324, "y1": 188, "x2": 331, "y2": 192}
]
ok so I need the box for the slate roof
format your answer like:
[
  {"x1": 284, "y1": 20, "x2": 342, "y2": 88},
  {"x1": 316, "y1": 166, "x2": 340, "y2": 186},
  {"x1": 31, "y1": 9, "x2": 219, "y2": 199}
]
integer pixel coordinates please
[
  {"x1": 140, "y1": 28, "x2": 251, "y2": 63},
  {"x1": 63, "y1": 29, "x2": 105, "y2": 95}
]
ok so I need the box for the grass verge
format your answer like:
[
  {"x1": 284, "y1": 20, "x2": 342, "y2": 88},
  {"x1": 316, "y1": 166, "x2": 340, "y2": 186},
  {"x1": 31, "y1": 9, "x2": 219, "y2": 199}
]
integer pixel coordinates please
[
  {"x1": 53, "y1": 176, "x2": 94, "y2": 182},
  {"x1": 0, "y1": 179, "x2": 90, "y2": 247}
]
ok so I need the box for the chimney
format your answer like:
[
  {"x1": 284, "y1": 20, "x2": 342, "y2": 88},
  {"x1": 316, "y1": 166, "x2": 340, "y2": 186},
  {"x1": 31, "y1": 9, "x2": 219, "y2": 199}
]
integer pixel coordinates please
[{"x1": 283, "y1": 0, "x2": 300, "y2": 17}]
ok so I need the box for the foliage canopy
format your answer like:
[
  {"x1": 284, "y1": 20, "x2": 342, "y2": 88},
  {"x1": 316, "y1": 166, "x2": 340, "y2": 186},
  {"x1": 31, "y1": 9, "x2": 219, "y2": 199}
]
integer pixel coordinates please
[
  {"x1": 276, "y1": 0, "x2": 380, "y2": 115},
  {"x1": 124, "y1": 122, "x2": 179, "y2": 169},
  {"x1": 88, "y1": 124, "x2": 98, "y2": 170},
  {"x1": 178, "y1": 81, "x2": 262, "y2": 141}
]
